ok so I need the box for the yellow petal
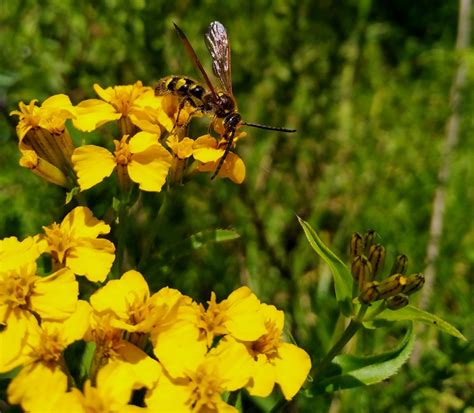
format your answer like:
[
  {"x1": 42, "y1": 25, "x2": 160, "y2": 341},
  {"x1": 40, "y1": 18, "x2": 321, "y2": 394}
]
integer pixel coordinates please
[
  {"x1": 274, "y1": 343, "x2": 311, "y2": 400},
  {"x1": 30, "y1": 267, "x2": 78, "y2": 321},
  {"x1": 224, "y1": 287, "x2": 266, "y2": 341},
  {"x1": 0, "y1": 236, "x2": 45, "y2": 272},
  {"x1": 152, "y1": 318, "x2": 207, "y2": 377},
  {"x1": 145, "y1": 371, "x2": 192, "y2": 412},
  {"x1": 90, "y1": 270, "x2": 149, "y2": 319},
  {"x1": 43, "y1": 300, "x2": 91, "y2": 345},
  {"x1": 42, "y1": 94, "x2": 75, "y2": 111},
  {"x1": 128, "y1": 144, "x2": 172, "y2": 192},
  {"x1": 197, "y1": 153, "x2": 246, "y2": 184},
  {"x1": 260, "y1": 303, "x2": 285, "y2": 331},
  {"x1": 246, "y1": 354, "x2": 276, "y2": 398},
  {"x1": 128, "y1": 131, "x2": 160, "y2": 153},
  {"x1": 96, "y1": 362, "x2": 137, "y2": 409},
  {"x1": 72, "y1": 145, "x2": 116, "y2": 190},
  {"x1": 72, "y1": 99, "x2": 121, "y2": 131},
  {"x1": 0, "y1": 310, "x2": 36, "y2": 373},
  {"x1": 60, "y1": 206, "x2": 111, "y2": 238},
  {"x1": 193, "y1": 147, "x2": 224, "y2": 164},
  {"x1": 116, "y1": 340, "x2": 162, "y2": 389},
  {"x1": 7, "y1": 363, "x2": 68, "y2": 412},
  {"x1": 66, "y1": 239, "x2": 115, "y2": 282},
  {"x1": 210, "y1": 338, "x2": 254, "y2": 391}
]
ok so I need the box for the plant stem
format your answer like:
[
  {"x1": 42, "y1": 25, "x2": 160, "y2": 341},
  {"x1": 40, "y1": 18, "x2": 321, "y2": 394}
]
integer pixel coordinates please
[{"x1": 313, "y1": 305, "x2": 368, "y2": 377}]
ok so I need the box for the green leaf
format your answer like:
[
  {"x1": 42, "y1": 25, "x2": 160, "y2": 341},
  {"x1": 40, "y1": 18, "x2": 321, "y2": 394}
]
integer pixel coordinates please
[
  {"x1": 315, "y1": 323, "x2": 415, "y2": 392},
  {"x1": 65, "y1": 186, "x2": 80, "y2": 205},
  {"x1": 298, "y1": 216, "x2": 353, "y2": 316},
  {"x1": 372, "y1": 305, "x2": 466, "y2": 341},
  {"x1": 188, "y1": 229, "x2": 240, "y2": 250}
]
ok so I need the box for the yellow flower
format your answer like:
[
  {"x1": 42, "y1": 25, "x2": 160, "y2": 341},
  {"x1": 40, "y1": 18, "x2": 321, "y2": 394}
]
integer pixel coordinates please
[
  {"x1": 90, "y1": 270, "x2": 182, "y2": 335},
  {"x1": 86, "y1": 310, "x2": 162, "y2": 390},
  {"x1": 53, "y1": 362, "x2": 146, "y2": 413},
  {"x1": 42, "y1": 206, "x2": 115, "y2": 282},
  {"x1": 10, "y1": 95, "x2": 76, "y2": 181},
  {"x1": 167, "y1": 135, "x2": 195, "y2": 160},
  {"x1": 193, "y1": 135, "x2": 246, "y2": 184},
  {"x1": 72, "y1": 131, "x2": 172, "y2": 192},
  {"x1": 72, "y1": 81, "x2": 164, "y2": 135},
  {"x1": 197, "y1": 286, "x2": 266, "y2": 346},
  {"x1": 129, "y1": 99, "x2": 175, "y2": 134},
  {"x1": 244, "y1": 303, "x2": 312, "y2": 400},
  {"x1": 145, "y1": 338, "x2": 253, "y2": 412},
  {"x1": 0, "y1": 260, "x2": 78, "y2": 372},
  {"x1": 6, "y1": 301, "x2": 90, "y2": 412}
]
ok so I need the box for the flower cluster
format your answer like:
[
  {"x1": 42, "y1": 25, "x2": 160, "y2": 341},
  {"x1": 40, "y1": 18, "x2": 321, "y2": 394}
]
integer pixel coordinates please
[
  {"x1": 0, "y1": 207, "x2": 311, "y2": 412},
  {"x1": 10, "y1": 81, "x2": 247, "y2": 190}
]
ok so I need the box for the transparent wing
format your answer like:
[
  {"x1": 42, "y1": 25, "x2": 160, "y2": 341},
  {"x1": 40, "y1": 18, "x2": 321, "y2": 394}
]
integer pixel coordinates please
[
  {"x1": 204, "y1": 21, "x2": 233, "y2": 95},
  {"x1": 173, "y1": 23, "x2": 218, "y2": 98}
]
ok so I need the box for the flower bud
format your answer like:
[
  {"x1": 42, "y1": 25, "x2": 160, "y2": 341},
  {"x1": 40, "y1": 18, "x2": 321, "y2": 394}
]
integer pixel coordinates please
[
  {"x1": 351, "y1": 255, "x2": 372, "y2": 291},
  {"x1": 374, "y1": 274, "x2": 406, "y2": 300},
  {"x1": 390, "y1": 254, "x2": 408, "y2": 275},
  {"x1": 363, "y1": 230, "x2": 376, "y2": 255},
  {"x1": 368, "y1": 244, "x2": 385, "y2": 279},
  {"x1": 359, "y1": 281, "x2": 380, "y2": 304},
  {"x1": 386, "y1": 294, "x2": 409, "y2": 310},
  {"x1": 402, "y1": 273, "x2": 425, "y2": 295},
  {"x1": 350, "y1": 232, "x2": 364, "y2": 260}
]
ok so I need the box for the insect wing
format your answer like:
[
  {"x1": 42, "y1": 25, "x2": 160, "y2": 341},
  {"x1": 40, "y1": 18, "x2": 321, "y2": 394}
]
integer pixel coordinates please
[
  {"x1": 173, "y1": 23, "x2": 218, "y2": 98},
  {"x1": 205, "y1": 21, "x2": 233, "y2": 95}
]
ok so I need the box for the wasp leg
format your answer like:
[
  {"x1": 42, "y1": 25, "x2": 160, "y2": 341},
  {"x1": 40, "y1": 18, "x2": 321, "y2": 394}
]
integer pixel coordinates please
[{"x1": 211, "y1": 127, "x2": 236, "y2": 180}]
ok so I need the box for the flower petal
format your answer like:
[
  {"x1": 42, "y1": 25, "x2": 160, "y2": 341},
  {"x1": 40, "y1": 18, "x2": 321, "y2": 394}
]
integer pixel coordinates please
[
  {"x1": 128, "y1": 131, "x2": 160, "y2": 153},
  {"x1": 145, "y1": 372, "x2": 192, "y2": 412},
  {"x1": 115, "y1": 340, "x2": 162, "y2": 389},
  {"x1": 274, "y1": 343, "x2": 312, "y2": 400},
  {"x1": 72, "y1": 99, "x2": 121, "y2": 131},
  {"x1": 7, "y1": 363, "x2": 68, "y2": 412},
  {"x1": 246, "y1": 354, "x2": 276, "y2": 398},
  {"x1": 30, "y1": 268, "x2": 78, "y2": 321},
  {"x1": 128, "y1": 144, "x2": 172, "y2": 192},
  {"x1": 60, "y1": 206, "x2": 111, "y2": 239},
  {"x1": 66, "y1": 239, "x2": 115, "y2": 282},
  {"x1": 72, "y1": 145, "x2": 116, "y2": 190}
]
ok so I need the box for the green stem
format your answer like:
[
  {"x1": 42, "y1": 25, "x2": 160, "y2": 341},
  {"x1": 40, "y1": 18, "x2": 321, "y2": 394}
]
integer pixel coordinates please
[
  {"x1": 313, "y1": 305, "x2": 368, "y2": 377},
  {"x1": 227, "y1": 390, "x2": 240, "y2": 407},
  {"x1": 270, "y1": 398, "x2": 287, "y2": 413},
  {"x1": 138, "y1": 190, "x2": 170, "y2": 268},
  {"x1": 114, "y1": 199, "x2": 128, "y2": 278}
]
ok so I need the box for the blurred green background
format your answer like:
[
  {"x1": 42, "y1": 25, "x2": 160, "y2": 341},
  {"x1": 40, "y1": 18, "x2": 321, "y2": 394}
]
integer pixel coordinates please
[{"x1": 1, "y1": 1, "x2": 473, "y2": 411}]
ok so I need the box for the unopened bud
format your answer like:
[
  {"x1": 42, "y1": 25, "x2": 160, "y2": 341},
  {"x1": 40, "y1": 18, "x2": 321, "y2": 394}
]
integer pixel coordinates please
[
  {"x1": 363, "y1": 230, "x2": 376, "y2": 255},
  {"x1": 386, "y1": 294, "x2": 409, "y2": 310},
  {"x1": 359, "y1": 281, "x2": 380, "y2": 304},
  {"x1": 375, "y1": 274, "x2": 407, "y2": 300},
  {"x1": 351, "y1": 255, "x2": 372, "y2": 291},
  {"x1": 368, "y1": 244, "x2": 385, "y2": 279},
  {"x1": 402, "y1": 273, "x2": 425, "y2": 295},
  {"x1": 350, "y1": 232, "x2": 364, "y2": 259},
  {"x1": 390, "y1": 254, "x2": 408, "y2": 275}
]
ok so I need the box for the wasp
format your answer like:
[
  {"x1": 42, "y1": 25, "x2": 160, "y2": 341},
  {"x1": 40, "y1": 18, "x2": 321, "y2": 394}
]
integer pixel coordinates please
[{"x1": 156, "y1": 21, "x2": 296, "y2": 179}]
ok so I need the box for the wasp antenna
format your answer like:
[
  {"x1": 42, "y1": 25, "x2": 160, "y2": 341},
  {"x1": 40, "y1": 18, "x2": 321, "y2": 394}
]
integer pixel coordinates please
[{"x1": 243, "y1": 122, "x2": 296, "y2": 133}]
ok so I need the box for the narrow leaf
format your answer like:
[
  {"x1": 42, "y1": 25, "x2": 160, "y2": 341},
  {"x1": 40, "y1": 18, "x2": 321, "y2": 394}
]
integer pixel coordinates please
[
  {"x1": 189, "y1": 229, "x2": 240, "y2": 249},
  {"x1": 315, "y1": 323, "x2": 415, "y2": 392},
  {"x1": 373, "y1": 305, "x2": 466, "y2": 341},
  {"x1": 298, "y1": 216, "x2": 353, "y2": 316}
]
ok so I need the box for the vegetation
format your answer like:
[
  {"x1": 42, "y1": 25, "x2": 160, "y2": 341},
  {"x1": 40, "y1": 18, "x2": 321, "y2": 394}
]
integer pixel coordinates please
[{"x1": 0, "y1": 1, "x2": 472, "y2": 411}]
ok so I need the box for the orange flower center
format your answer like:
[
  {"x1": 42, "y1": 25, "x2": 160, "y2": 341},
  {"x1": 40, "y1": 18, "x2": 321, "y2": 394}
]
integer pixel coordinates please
[
  {"x1": 113, "y1": 138, "x2": 132, "y2": 166},
  {"x1": 43, "y1": 223, "x2": 75, "y2": 265},
  {"x1": 35, "y1": 331, "x2": 65, "y2": 364},
  {"x1": 187, "y1": 365, "x2": 222, "y2": 411},
  {"x1": 250, "y1": 320, "x2": 281, "y2": 360},
  {"x1": 197, "y1": 293, "x2": 228, "y2": 346},
  {"x1": 0, "y1": 271, "x2": 35, "y2": 309}
]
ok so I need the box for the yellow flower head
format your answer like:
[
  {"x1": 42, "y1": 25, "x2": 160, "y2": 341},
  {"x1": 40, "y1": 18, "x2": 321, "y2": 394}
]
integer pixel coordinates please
[
  {"x1": 6, "y1": 301, "x2": 90, "y2": 412},
  {"x1": 41, "y1": 361, "x2": 141, "y2": 413},
  {"x1": 193, "y1": 135, "x2": 246, "y2": 184},
  {"x1": 73, "y1": 81, "x2": 165, "y2": 134},
  {"x1": 244, "y1": 303, "x2": 312, "y2": 400},
  {"x1": 146, "y1": 338, "x2": 253, "y2": 413},
  {"x1": 10, "y1": 95, "x2": 76, "y2": 178},
  {"x1": 42, "y1": 206, "x2": 115, "y2": 282},
  {"x1": 90, "y1": 270, "x2": 182, "y2": 334},
  {"x1": 197, "y1": 286, "x2": 267, "y2": 347},
  {"x1": 72, "y1": 131, "x2": 172, "y2": 192}
]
